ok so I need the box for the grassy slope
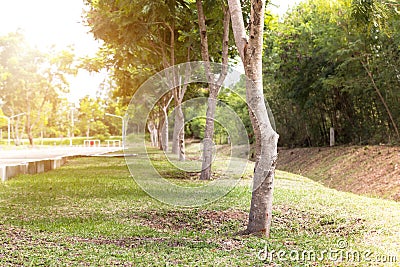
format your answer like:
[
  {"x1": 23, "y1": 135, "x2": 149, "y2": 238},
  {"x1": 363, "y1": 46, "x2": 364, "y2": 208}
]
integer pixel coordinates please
[
  {"x1": 0, "y1": 156, "x2": 398, "y2": 266},
  {"x1": 278, "y1": 146, "x2": 400, "y2": 201}
]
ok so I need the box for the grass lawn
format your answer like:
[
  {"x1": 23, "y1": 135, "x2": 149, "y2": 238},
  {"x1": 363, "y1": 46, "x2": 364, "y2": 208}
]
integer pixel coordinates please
[{"x1": 0, "y1": 154, "x2": 399, "y2": 266}]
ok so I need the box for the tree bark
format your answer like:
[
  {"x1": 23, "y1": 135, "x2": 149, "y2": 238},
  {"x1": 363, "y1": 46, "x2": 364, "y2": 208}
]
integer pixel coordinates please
[
  {"x1": 171, "y1": 79, "x2": 189, "y2": 161},
  {"x1": 200, "y1": 96, "x2": 217, "y2": 180},
  {"x1": 15, "y1": 118, "x2": 21, "y2": 146},
  {"x1": 228, "y1": 0, "x2": 279, "y2": 237},
  {"x1": 160, "y1": 94, "x2": 174, "y2": 151},
  {"x1": 172, "y1": 102, "x2": 185, "y2": 159},
  {"x1": 148, "y1": 121, "x2": 158, "y2": 147},
  {"x1": 161, "y1": 110, "x2": 168, "y2": 151},
  {"x1": 171, "y1": 83, "x2": 185, "y2": 157},
  {"x1": 197, "y1": 1, "x2": 230, "y2": 180},
  {"x1": 169, "y1": 23, "x2": 188, "y2": 161},
  {"x1": 171, "y1": 49, "x2": 191, "y2": 161},
  {"x1": 167, "y1": 19, "x2": 181, "y2": 157},
  {"x1": 171, "y1": 108, "x2": 180, "y2": 154}
]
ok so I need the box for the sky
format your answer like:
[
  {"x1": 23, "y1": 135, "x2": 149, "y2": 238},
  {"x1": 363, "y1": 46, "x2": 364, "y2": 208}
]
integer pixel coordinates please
[
  {"x1": 0, "y1": 0, "x2": 104, "y2": 104},
  {"x1": 269, "y1": 0, "x2": 301, "y2": 17},
  {"x1": 0, "y1": 0, "x2": 299, "y2": 104}
]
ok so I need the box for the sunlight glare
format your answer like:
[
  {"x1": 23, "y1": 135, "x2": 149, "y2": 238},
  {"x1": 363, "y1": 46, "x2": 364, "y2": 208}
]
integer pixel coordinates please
[{"x1": 0, "y1": 0, "x2": 104, "y2": 103}]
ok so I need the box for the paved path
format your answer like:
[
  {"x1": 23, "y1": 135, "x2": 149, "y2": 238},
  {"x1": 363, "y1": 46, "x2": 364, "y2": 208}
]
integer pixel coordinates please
[{"x1": 0, "y1": 147, "x2": 122, "y2": 165}]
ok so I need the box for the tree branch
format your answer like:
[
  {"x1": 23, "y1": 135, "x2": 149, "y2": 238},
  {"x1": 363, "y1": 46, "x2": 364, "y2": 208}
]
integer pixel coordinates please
[
  {"x1": 216, "y1": 5, "x2": 231, "y2": 87},
  {"x1": 227, "y1": 0, "x2": 248, "y2": 62},
  {"x1": 196, "y1": 0, "x2": 212, "y2": 82}
]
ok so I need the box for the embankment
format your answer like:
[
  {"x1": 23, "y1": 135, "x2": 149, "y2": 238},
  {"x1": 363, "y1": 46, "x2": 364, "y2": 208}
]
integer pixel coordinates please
[{"x1": 277, "y1": 146, "x2": 400, "y2": 201}]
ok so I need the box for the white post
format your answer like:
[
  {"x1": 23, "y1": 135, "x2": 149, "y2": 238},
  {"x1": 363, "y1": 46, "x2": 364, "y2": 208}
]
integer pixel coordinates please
[
  {"x1": 7, "y1": 119, "x2": 10, "y2": 146},
  {"x1": 330, "y1": 127, "x2": 335, "y2": 147},
  {"x1": 71, "y1": 107, "x2": 75, "y2": 138},
  {"x1": 1, "y1": 114, "x2": 24, "y2": 146},
  {"x1": 122, "y1": 119, "x2": 126, "y2": 148},
  {"x1": 70, "y1": 106, "x2": 75, "y2": 146}
]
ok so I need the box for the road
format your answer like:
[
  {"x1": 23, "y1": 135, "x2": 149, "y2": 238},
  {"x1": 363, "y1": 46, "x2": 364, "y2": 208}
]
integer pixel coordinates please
[{"x1": 0, "y1": 146, "x2": 123, "y2": 165}]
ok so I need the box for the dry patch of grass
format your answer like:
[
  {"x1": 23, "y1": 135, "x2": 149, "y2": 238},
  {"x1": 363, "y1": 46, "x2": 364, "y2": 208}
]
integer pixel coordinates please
[{"x1": 278, "y1": 145, "x2": 400, "y2": 201}]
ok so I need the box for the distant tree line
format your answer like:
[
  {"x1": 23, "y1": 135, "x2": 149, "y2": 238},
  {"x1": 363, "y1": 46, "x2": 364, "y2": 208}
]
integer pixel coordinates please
[
  {"x1": 264, "y1": 0, "x2": 400, "y2": 147},
  {"x1": 0, "y1": 31, "x2": 130, "y2": 144}
]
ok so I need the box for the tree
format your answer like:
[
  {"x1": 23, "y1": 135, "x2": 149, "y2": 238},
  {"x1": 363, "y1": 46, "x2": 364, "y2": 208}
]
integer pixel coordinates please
[
  {"x1": 228, "y1": 0, "x2": 279, "y2": 236},
  {"x1": 196, "y1": 0, "x2": 231, "y2": 179},
  {"x1": 77, "y1": 96, "x2": 109, "y2": 140},
  {"x1": 0, "y1": 32, "x2": 75, "y2": 145}
]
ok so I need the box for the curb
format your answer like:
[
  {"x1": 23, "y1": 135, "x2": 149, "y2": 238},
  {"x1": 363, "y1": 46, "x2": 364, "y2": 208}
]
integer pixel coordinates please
[{"x1": 0, "y1": 156, "x2": 71, "y2": 182}]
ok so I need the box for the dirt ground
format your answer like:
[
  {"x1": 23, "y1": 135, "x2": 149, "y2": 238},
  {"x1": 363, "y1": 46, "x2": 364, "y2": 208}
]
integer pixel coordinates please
[{"x1": 277, "y1": 145, "x2": 400, "y2": 201}]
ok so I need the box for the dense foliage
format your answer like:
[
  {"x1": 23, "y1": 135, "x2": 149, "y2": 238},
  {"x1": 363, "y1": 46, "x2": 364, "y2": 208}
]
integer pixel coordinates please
[{"x1": 265, "y1": 0, "x2": 400, "y2": 146}]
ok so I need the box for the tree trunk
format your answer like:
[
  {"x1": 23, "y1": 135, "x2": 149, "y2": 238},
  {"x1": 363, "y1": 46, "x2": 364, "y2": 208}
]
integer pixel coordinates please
[
  {"x1": 28, "y1": 133, "x2": 33, "y2": 146},
  {"x1": 160, "y1": 94, "x2": 173, "y2": 151},
  {"x1": 161, "y1": 117, "x2": 168, "y2": 151},
  {"x1": 156, "y1": 106, "x2": 164, "y2": 151},
  {"x1": 171, "y1": 108, "x2": 180, "y2": 154},
  {"x1": 171, "y1": 60, "x2": 190, "y2": 160},
  {"x1": 14, "y1": 118, "x2": 21, "y2": 146},
  {"x1": 11, "y1": 118, "x2": 15, "y2": 146},
  {"x1": 197, "y1": 0, "x2": 230, "y2": 180},
  {"x1": 167, "y1": 17, "x2": 184, "y2": 158},
  {"x1": 26, "y1": 112, "x2": 33, "y2": 146},
  {"x1": 200, "y1": 95, "x2": 217, "y2": 180},
  {"x1": 228, "y1": 0, "x2": 279, "y2": 237},
  {"x1": 148, "y1": 121, "x2": 159, "y2": 147},
  {"x1": 178, "y1": 112, "x2": 185, "y2": 161},
  {"x1": 172, "y1": 103, "x2": 185, "y2": 160}
]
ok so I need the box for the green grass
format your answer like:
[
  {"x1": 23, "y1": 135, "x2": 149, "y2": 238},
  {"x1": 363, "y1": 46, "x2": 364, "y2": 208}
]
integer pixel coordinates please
[{"x1": 0, "y1": 154, "x2": 399, "y2": 266}]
